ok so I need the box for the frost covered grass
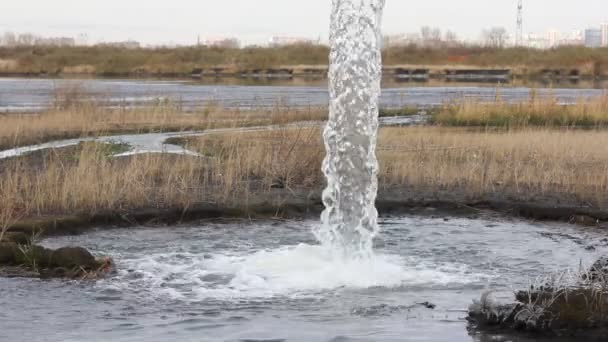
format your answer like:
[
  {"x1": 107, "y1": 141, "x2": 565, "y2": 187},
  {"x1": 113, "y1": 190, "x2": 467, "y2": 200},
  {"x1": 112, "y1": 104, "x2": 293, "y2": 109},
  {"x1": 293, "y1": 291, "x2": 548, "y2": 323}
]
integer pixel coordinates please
[{"x1": 470, "y1": 264, "x2": 608, "y2": 333}]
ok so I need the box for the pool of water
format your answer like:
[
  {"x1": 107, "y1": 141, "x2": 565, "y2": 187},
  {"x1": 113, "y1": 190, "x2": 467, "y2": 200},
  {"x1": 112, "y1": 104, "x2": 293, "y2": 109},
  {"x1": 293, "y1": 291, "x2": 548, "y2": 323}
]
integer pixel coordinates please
[
  {"x1": 0, "y1": 77, "x2": 605, "y2": 112},
  {"x1": 0, "y1": 216, "x2": 606, "y2": 342}
]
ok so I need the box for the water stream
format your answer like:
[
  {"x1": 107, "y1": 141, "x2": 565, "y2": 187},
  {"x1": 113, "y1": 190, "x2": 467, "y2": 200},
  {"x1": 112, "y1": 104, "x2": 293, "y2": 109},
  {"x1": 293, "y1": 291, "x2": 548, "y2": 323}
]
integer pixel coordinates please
[{"x1": 318, "y1": 0, "x2": 385, "y2": 257}]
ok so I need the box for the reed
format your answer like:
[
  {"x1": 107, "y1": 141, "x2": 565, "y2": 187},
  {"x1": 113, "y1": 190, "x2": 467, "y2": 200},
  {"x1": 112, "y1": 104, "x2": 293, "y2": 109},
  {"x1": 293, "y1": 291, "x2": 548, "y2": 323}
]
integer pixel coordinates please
[
  {"x1": 0, "y1": 103, "x2": 327, "y2": 150},
  {"x1": 378, "y1": 127, "x2": 608, "y2": 206},
  {"x1": 2, "y1": 124, "x2": 606, "y2": 231},
  {"x1": 0, "y1": 125, "x2": 324, "y2": 223},
  {"x1": 432, "y1": 94, "x2": 608, "y2": 127},
  {"x1": 191, "y1": 126, "x2": 608, "y2": 207}
]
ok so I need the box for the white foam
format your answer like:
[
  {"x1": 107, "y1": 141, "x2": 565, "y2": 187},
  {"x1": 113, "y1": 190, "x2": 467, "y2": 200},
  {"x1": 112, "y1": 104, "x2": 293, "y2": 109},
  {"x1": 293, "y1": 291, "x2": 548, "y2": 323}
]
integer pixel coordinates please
[{"x1": 113, "y1": 244, "x2": 490, "y2": 300}]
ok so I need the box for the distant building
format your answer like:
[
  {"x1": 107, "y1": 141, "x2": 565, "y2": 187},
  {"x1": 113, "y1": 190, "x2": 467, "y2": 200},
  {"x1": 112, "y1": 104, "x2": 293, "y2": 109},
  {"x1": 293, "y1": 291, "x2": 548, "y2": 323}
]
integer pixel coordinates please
[
  {"x1": 76, "y1": 33, "x2": 89, "y2": 46},
  {"x1": 269, "y1": 36, "x2": 315, "y2": 47},
  {"x1": 383, "y1": 34, "x2": 411, "y2": 47},
  {"x1": 525, "y1": 32, "x2": 549, "y2": 49},
  {"x1": 601, "y1": 23, "x2": 608, "y2": 47},
  {"x1": 546, "y1": 30, "x2": 561, "y2": 48},
  {"x1": 34, "y1": 37, "x2": 76, "y2": 47},
  {"x1": 585, "y1": 28, "x2": 602, "y2": 48},
  {"x1": 97, "y1": 41, "x2": 141, "y2": 49},
  {"x1": 561, "y1": 30, "x2": 585, "y2": 46},
  {"x1": 200, "y1": 37, "x2": 240, "y2": 48}
]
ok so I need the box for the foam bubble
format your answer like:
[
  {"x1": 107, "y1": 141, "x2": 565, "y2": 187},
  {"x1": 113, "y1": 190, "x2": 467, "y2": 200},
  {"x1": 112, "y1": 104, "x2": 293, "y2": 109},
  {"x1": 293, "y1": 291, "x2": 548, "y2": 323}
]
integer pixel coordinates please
[{"x1": 112, "y1": 244, "x2": 490, "y2": 301}]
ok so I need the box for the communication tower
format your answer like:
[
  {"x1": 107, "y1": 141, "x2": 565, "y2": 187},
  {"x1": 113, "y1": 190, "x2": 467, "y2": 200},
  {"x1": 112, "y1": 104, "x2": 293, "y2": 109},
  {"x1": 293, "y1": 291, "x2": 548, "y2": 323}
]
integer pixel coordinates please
[{"x1": 516, "y1": 0, "x2": 524, "y2": 46}]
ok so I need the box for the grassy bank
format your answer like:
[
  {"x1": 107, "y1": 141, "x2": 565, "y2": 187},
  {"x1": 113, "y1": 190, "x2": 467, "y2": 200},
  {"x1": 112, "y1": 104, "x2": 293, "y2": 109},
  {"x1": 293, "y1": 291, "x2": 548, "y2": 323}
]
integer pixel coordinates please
[
  {"x1": 1, "y1": 45, "x2": 607, "y2": 77},
  {"x1": 177, "y1": 126, "x2": 608, "y2": 205},
  {"x1": 0, "y1": 44, "x2": 329, "y2": 75},
  {"x1": 0, "y1": 103, "x2": 327, "y2": 150},
  {"x1": 2, "y1": 123, "x2": 607, "y2": 234},
  {"x1": 432, "y1": 95, "x2": 608, "y2": 127}
]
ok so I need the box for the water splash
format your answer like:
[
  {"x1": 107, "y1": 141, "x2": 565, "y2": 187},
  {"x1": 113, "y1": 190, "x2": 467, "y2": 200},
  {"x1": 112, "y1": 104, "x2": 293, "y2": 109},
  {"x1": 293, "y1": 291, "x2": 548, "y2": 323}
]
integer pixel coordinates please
[{"x1": 316, "y1": 0, "x2": 386, "y2": 258}]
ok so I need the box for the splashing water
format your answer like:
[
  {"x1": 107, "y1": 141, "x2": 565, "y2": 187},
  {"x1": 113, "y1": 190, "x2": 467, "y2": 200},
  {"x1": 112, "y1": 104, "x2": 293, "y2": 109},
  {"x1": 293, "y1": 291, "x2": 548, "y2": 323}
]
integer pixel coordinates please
[{"x1": 315, "y1": 0, "x2": 386, "y2": 258}]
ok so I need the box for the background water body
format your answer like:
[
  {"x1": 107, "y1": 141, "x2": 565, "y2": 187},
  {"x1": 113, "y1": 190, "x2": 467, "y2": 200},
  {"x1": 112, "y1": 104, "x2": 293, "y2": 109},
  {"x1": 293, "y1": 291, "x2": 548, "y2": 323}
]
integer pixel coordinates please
[
  {"x1": 0, "y1": 77, "x2": 605, "y2": 112},
  {"x1": 0, "y1": 216, "x2": 606, "y2": 342}
]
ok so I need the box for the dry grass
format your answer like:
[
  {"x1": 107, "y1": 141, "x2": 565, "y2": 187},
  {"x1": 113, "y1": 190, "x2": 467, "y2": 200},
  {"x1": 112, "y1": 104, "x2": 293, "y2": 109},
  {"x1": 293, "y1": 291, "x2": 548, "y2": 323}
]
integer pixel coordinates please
[
  {"x1": 378, "y1": 127, "x2": 608, "y2": 205},
  {"x1": 0, "y1": 125, "x2": 323, "y2": 225},
  {"x1": 0, "y1": 104, "x2": 327, "y2": 150},
  {"x1": 176, "y1": 126, "x2": 324, "y2": 192},
  {"x1": 433, "y1": 94, "x2": 608, "y2": 127},
  {"x1": 0, "y1": 44, "x2": 329, "y2": 75},
  {"x1": 0, "y1": 145, "x2": 204, "y2": 215},
  {"x1": 1, "y1": 124, "x2": 607, "y2": 231},
  {"x1": 0, "y1": 192, "x2": 23, "y2": 242},
  {"x1": 182, "y1": 126, "x2": 608, "y2": 207}
]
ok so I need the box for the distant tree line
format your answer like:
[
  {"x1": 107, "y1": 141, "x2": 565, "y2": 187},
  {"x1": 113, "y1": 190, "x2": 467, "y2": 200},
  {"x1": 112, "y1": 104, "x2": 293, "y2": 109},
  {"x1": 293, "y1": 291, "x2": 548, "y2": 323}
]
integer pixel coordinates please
[
  {"x1": 0, "y1": 32, "x2": 76, "y2": 47},
  {"x1": 2, "y1": 27, "x2": 511, "y2": 50},
  {"x1": 384, "y1": 26, "x2": 511, "y2": 49}
]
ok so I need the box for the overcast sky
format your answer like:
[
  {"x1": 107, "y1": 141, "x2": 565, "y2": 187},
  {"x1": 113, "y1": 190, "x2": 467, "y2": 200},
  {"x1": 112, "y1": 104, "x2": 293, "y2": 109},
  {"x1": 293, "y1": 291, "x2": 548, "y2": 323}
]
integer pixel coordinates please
[{"x1": 1, "y1": 0, "x2": 607, "y2": 45}]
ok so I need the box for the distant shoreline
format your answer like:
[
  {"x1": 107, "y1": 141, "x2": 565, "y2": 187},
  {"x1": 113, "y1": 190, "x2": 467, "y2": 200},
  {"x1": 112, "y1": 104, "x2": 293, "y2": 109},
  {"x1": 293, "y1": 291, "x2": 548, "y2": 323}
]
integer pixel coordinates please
[
  {"x1": 2, "y1": 66, "x2": 607, "y2": 82},
  {"x1": 2, "y1": 44, "x2": 608, "y2": 81}
]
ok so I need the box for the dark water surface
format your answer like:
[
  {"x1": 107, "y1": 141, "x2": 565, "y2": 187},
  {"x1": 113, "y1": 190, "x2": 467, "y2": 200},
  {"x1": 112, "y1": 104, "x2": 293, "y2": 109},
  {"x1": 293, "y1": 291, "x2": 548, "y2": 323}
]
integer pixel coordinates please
[
  {"x1": 0, "y1": 77, "x2": 605, "y2": 112},
  {"x1": 1, "y1": 216, "x2": 606, "y2": 342}
]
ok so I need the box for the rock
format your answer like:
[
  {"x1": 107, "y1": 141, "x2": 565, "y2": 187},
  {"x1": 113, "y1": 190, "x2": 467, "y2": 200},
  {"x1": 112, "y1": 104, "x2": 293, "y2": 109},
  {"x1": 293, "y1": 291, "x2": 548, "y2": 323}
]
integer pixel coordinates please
[
  {"x1": 1, "y1": 232, "x2": 29, "y2": 245},
  {"x1": 583, "y1": 256, "x2": 608, "y2": 282},
  {"x1": 1, "y1": 244, "x2": 111, "y2": 280},
  {"x1": 418, "y1": 301, "x2": 436, "y2": 309},
  {"x1": 49, "y1": 247, "x2": 98, "y2": 269},
  {"x1": 0, "y1": 266, "x2": 40, "y2": 278},
  {"x1": 570, "y1": 215, "x2": 599, "y2": 227},
  {"x1": 270, "y1": 177, "x2": 286, "y2": 189},
  {"x1": 39, "y1": 267, "x2": 73, "y2": 279},
  {"x1": 470, "y1": 287, "x2": 608, "y2": 336},
  {"x1": 469, "y1": 302, "x2": 523, "y2": 327},
  {"x1": 0, "y1": 242, "x2": 19, "y2": 264},
  {"x1": 468, "y1": 292, "x2": 523, "y2": 329},
  {"x1": 13, "y1": 245, "x2": 53, "y2": 268}
]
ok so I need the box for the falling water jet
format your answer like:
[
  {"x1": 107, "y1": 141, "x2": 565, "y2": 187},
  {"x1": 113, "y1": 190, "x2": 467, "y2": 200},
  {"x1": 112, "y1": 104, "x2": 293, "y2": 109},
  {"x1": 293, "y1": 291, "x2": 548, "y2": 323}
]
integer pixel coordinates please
[{"x1": 315, "y1": 0, "x2": 386, "y2": 259}]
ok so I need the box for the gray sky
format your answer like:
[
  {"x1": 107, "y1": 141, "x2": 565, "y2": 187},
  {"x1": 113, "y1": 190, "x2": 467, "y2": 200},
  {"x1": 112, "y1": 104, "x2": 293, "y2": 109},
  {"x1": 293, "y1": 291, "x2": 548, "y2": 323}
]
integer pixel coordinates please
[{"x1": 1, "y1": 0, "x2": 607, "y2": 45}]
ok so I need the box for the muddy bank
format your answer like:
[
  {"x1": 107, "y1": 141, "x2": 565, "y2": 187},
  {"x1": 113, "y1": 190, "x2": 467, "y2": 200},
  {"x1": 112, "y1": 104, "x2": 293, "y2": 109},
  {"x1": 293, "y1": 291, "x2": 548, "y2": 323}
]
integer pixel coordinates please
[
  {"x1": 5, "y1": 187, "x2": 607, "y2": 238},
  {"x1": 0, "y1": 232, "x2": 113, "y2": 279},
  {"x1": 468, "y1": 257, "x2": 608, "y2": 340}
]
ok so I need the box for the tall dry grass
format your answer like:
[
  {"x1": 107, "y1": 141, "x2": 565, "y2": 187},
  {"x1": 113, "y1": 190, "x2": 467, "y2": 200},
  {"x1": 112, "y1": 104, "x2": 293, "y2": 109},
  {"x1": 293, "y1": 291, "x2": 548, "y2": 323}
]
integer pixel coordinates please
[
  {"x1": 192, "y1": 126, "x2": 608, "y2": 206},
  {"x1": 184, "y1": 126, "x2": 608, "y2": 207},
  {"x1": 0, "y1": 125, "x2": 323, "y2": 223},
  {"x1": 1, "y1": 125, "x2": 607, "y2": 229},
  {"x1": 0, "y1": 104, "x2": 327, "y2": 150},
  {"x1": 378, "y1": 127, "x2": 608, "y2": 206},
  {"x1": 0, "y1": 191, "x2": 23, "y2": 242},
  {"x1": 178, "y1": 126, "x2": 324, "y2": 193},
  {"x1": 433, "y1": 94, "x2": 608, "y2": 127}
]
